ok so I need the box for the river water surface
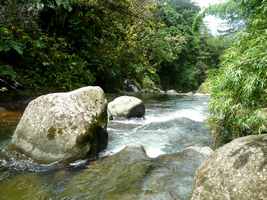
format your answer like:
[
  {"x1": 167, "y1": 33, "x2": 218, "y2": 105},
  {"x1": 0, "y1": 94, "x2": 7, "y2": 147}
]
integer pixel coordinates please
[{"x1": 0, "y1": 94, "x2": 211, "y2": 200}]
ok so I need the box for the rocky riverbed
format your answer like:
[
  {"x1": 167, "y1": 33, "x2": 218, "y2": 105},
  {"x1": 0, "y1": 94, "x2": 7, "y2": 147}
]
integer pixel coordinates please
[{"x1": 0, "y1": 94, "x2": 212, "y2": 200}]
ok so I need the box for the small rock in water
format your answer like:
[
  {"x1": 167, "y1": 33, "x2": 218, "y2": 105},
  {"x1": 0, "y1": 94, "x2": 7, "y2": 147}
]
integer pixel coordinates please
[
  {"x1": 108, "y1": 96, "x2": 145, "y2": 119},
  {"x1": 123, "y1": 79, "x2": 140, "y2": 93},
  {"x1": 166, "y1": 89, "x2": 179, "y2": 95}
]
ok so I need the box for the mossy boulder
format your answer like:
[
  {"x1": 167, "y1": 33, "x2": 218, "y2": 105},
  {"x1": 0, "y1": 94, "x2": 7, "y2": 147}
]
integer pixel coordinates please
[
  {"x1": 11, "y1": 86, "x2": 108, "y2": 163},
  {"x1": 191, "y1": 134, "x2": 267, "y2": 200}
]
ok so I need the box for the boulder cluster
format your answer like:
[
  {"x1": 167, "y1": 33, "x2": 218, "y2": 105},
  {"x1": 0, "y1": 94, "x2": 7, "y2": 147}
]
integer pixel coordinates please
[
  {"x1": 11, "y1": 87, "x2": 146, "y2": 163},
  {"x1": 9, "y1": 86, "x2": 267, "y2": 200}
]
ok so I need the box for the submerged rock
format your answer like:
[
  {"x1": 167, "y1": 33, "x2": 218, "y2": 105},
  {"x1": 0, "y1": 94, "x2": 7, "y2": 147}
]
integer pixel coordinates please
[
  {"x1": 142, "y1": 146, "x2": 213, "y2": 200},
  {"x1": 108, "y1": 96, "x2": 145, "y2": 119},
  {"x1": 59, "y1": 145, "x2": 152, "y2": 200},
  {"x1": 11, "y1": 86, "x2": 108, "y2": 163},
  {"x1": 0, "y1": 173, "x2": 50, "y2": 200},
  {"x1": 59, "y1": 145, "x2": 211, "y2": 200},
  {"x1": 191, "y1": 134, "x2": 267, "y2": 200}
]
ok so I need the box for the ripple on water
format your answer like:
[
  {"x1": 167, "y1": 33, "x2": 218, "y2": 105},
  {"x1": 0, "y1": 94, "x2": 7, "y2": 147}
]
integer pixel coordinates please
[
  {"x1": 103, "y1": 95, "x2": 211, "y2": 158},
  {"x1": 0, "y1": 94, "x2": 211, "y2": 200}
]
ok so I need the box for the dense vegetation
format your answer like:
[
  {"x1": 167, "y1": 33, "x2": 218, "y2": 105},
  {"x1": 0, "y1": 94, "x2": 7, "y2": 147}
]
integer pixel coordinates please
[
  {"x1": 208, "y1": 0, "x2": 267, "y2": 146},
  {"x1": 0, "y1": 0, "x2": 219, "y2": 93}
]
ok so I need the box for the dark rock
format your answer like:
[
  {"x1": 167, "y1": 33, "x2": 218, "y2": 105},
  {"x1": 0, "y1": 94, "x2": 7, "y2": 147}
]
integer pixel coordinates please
[{"x1": 124, "y1": 80, "x2": 140, "y2": 93}]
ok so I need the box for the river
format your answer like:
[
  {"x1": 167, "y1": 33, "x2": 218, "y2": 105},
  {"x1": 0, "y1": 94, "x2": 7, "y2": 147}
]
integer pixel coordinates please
[{"x1": 0, "y1": 94, "x2": 211, "y2": 200}]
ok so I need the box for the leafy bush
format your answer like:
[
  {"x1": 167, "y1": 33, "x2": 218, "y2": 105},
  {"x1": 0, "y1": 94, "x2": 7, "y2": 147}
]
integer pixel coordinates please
[{"x1": 209, "y1": 0, "x2": 267, "y2": 147}]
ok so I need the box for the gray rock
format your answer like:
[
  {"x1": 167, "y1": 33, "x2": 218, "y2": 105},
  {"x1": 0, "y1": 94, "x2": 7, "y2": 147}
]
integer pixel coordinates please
[
  {"x1": 185, "y1": 146, "x2": 213, "y2": 157},
  {"x1": 59, "y1": 145, "x2": 211, "y2": 200},
  {"x1": 191, "y1": 134, "x2": 267, "y2": 200},
  {"x1": 166, "y1": 89, "x2": 179, "y2": 95},
  {"x1": 124, "y1": 79, "x2": 140, "y2": 93},
  {"x1": 142, "y1": 146, "x2": 212, "y2": 200},
  {"x1": 185, "y1": 92, "x2": 194, "y2": 96},
  {"x1": 59, "y1": 145, "x2": 152, "y2": 200},
  {"x1": 11, "y1": 86, "x2": 108, "y2": 164},
  {"x1": 108, "y1": 96, "x2": 145, "y2": 119}
]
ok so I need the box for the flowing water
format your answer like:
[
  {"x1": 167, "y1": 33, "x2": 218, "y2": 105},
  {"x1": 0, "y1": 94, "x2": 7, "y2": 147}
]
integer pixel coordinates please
[
  {"x1": 0, "y1": 94, "x2": 211, "y2": 200},
  {"x1": 104, "y1": 94, "x2": 211, "y2": 158}
]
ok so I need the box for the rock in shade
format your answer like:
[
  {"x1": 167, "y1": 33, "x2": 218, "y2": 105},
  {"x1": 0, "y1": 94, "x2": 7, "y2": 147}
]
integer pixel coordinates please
[
  {"x1": 191, "y1": 134, "x2": 267, "y2": 200},
  {"x1": 11, "y1": 86, "x2": 108, "y2": 164},
  {"x1": 108, "y1": 96, "x2": 145, "y2": 119},
  {"x1": 123, "y1": 79, "x2": 140, "y2": 93}
]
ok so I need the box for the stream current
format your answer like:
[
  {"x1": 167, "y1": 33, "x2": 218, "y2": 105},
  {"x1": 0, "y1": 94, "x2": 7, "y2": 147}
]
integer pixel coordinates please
[{"x1": 0, "y1": 94, "x2": 211, "y2": 200}]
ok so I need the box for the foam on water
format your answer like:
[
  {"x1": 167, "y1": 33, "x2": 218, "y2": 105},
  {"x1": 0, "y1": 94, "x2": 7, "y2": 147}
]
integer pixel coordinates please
[
  {"x1": 104, "y1": 95, "x2": 211, "y2": 158},
  {"x1": 114, "y1": 107, "x2": 206, "y2": 126}
]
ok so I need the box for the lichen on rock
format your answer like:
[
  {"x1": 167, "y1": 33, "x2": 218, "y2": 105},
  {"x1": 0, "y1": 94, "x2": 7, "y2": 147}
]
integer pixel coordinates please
[
  {"x1": 11, "y1": 86, "x2": 108, "y2": 164},
  {"x1": 191, "y1": 134, "x2": 267, "y2": 200}
]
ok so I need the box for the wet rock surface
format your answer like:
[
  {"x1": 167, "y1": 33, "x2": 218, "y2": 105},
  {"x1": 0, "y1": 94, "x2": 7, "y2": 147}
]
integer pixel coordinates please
[
  {"x1": 59, "y1": 145, "x2": 212, "y2": 200},
  {"x1": 191, "y1": 134, "x2": 267, "y2": 200},
  {"x1": 0, "y1": 94, "x2": 211, "y2": 200}
]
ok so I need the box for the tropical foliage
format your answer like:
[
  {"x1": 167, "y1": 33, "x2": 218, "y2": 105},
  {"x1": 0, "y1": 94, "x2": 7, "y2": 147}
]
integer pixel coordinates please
[
  {"x1": 208, "y1": 0, "x2": 267, "y2": 146},
  {"x1": 0, "y1": 0, "x2": 218, "y2": 92}
]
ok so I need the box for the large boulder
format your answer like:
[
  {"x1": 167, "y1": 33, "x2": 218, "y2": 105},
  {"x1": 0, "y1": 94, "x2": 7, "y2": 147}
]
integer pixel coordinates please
[
  {"x1": 191, "y1": 134, "x2": 267, "y2": 200},
  {"x1": 108, "y1": 96, "x2": 145, "y2": 119},
  {"x1": 11, "y1": 86, "x2": 108, "y2": 163}
]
